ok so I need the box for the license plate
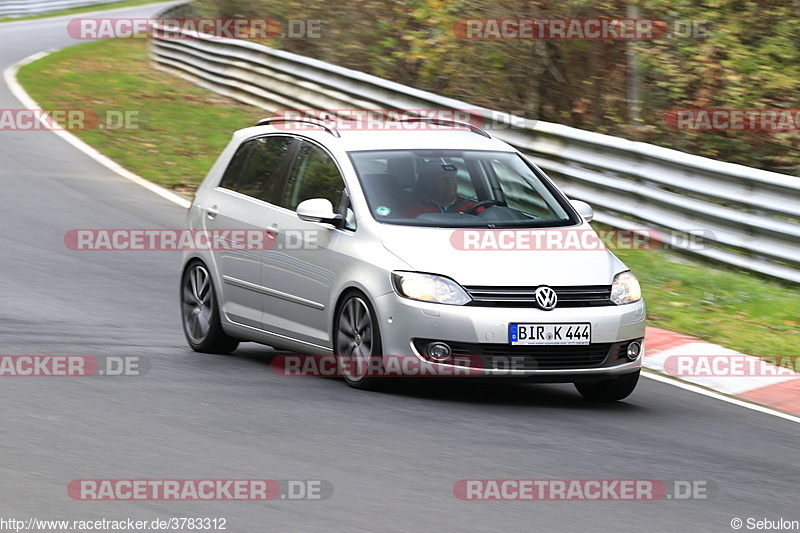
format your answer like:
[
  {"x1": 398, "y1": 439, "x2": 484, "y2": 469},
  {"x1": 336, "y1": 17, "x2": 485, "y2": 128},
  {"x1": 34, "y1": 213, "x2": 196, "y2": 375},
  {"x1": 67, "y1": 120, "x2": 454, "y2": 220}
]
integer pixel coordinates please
[{"x1": 509, "y1": 323, "x2": 591, "y2": 345}]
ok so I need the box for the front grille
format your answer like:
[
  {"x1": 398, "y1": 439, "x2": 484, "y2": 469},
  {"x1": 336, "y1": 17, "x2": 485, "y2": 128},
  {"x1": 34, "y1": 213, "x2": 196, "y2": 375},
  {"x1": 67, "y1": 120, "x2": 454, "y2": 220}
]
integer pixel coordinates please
[
  {"x1": 480, "y1": 344, "x2": 610, "y2": 370},
  {"x1": 464, "y1": 285, "x2": 614, "y2": 308}
]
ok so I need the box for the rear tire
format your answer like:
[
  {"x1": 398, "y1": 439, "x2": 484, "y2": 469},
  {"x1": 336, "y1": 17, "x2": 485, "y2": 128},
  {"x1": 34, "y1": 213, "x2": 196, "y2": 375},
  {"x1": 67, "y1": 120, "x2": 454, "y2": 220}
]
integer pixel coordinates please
[
  {"x1": 574, "y1": 370, "x2": 639, "y2": 401},
  {"x1": 181, "y1": 261, "x2": 240, "y2": 354}
]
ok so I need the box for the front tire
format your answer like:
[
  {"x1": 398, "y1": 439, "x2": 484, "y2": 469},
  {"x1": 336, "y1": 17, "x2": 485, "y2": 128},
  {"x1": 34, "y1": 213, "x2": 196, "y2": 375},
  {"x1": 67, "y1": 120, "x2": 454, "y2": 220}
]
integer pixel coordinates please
[
  {"x1": 334, "y1": 293, "x2": 387, "y2": 391},
  {"x1": 574, "y1": 370, "x2": 640, "y2": 401},
  {"x1": 181, "y1": 261, "x2": 239, "y2": 354}
]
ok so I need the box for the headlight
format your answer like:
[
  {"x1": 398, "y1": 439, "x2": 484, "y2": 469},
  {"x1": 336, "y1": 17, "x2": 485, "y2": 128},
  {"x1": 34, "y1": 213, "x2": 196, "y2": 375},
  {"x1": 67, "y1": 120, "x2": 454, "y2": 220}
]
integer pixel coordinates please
[
  {"x1": 391, "y1": 272, "x2": 471, "y2": 305},
  {"x1": 611, "y1": 270, "x2": 642, "y2": 305}
]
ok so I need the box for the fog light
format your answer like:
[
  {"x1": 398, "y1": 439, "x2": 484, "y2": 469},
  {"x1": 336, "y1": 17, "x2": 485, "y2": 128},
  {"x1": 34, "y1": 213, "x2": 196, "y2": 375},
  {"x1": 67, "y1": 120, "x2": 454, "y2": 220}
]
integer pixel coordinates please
[
  {"x1": 426, "y1": 342, "x2": 452, "y2": 362},
  {"x1": 627, "y1": 341, "x2": 642, "y2": 361}
]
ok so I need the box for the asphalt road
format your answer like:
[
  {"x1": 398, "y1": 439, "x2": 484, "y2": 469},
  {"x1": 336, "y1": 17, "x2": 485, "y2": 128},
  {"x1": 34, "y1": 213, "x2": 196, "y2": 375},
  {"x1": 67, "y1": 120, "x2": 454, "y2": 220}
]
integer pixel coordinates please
[{"x1": 1, "y1": 5, "x2": 798, "y2": 532}]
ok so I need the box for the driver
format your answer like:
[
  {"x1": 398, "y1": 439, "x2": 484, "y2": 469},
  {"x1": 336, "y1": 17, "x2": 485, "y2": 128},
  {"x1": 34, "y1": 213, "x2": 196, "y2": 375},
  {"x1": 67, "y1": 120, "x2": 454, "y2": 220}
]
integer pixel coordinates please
[{"x1": 406, "y1": 167, "x2": 477, "y2": 217}]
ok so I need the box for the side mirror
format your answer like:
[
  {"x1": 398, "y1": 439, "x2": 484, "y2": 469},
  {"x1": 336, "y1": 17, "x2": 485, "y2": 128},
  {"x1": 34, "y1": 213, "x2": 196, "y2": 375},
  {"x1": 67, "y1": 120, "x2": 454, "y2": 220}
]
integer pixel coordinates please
[
  {"x1": 297, "y1": 198, "x2": 343, "y2": 226},
  {"x1": 570, "y1": 200, "x2": 594, "y2": 223}
]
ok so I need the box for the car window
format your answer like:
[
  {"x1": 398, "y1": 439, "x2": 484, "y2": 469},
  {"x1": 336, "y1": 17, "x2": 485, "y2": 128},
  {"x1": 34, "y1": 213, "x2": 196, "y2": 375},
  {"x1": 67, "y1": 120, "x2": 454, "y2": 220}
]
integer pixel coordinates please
[
  {"x1": 416, "y1": 156, "x2": 477, "y2": 200},
  {"x1": 281, "y1": 141, "x2": 346, "y2": 212},
  {"x1": 349, "y1": 149, "x2": 576, "y2": 228},
  {"x1": 218, "y1": 140, "x2": 252, "y2": 190},
  {"x1": 489, "y1": 159, "x2": 553, "y2": 217},
  {"x1": 219, "y1": 135, "x2": 294, "y2": 204}
]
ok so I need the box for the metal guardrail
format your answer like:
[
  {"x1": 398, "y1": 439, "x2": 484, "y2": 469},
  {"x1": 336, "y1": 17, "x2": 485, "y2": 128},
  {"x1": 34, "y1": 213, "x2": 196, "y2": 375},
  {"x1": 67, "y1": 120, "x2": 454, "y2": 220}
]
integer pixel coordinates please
[
  {"x1": 149, "y1": 16, "x2": 800, "y2": 284},
  {"x1": 0, "y1": 0, "x2": 124, "y2": 18}
]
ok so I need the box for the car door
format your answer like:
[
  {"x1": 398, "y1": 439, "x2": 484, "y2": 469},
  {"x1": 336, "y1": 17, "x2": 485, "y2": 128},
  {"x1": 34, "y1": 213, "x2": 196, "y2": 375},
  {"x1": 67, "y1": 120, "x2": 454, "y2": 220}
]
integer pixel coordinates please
[
  {"x1": 202, "y1": 135, "x2": 294, "y2": 327},
  {"x1": 259, "y1": 138, "x2": 351, "y2": 349}
]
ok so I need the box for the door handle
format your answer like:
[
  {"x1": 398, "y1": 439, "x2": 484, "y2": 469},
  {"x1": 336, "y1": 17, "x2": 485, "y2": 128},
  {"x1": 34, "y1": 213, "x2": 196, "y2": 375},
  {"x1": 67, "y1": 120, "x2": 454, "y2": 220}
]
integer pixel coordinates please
[{"x1": 206, "y1": 206, "x2": 219, "y2": 219}]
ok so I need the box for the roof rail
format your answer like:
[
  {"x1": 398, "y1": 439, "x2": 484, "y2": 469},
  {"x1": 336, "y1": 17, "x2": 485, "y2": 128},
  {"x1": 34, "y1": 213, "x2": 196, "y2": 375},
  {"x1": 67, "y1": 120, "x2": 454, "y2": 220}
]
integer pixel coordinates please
[
  {"x1": 394, "y1": 117, "x2": 491, "y2": 138},
  {"x1": 256, "y1": 117, "x2": 341, "y2": 138}
]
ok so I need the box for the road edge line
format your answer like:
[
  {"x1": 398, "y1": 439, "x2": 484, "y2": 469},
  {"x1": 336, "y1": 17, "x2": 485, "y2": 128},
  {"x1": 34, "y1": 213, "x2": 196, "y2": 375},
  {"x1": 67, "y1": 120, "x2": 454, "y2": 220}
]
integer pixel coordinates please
[
  {"x1": 3, "y1": 48, "x2": 191, "y2": 208},
  {"x1": 641, "y1": 370, "x2": 800, "y2": 425}
]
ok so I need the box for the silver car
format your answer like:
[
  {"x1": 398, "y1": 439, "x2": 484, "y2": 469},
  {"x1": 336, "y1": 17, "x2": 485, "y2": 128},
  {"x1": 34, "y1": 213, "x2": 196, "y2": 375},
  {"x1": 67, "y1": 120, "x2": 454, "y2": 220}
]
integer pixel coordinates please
[{"x1": 180, "y1": 118, "x2": 646, "y2": 400}]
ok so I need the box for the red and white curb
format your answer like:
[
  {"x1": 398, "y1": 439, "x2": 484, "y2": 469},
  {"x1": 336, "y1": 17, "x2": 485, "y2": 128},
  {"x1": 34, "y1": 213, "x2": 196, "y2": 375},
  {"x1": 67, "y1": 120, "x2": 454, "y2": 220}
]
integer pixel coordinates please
[{"x1": 644, "y1": 326, "x2": 800, "y2": 417}]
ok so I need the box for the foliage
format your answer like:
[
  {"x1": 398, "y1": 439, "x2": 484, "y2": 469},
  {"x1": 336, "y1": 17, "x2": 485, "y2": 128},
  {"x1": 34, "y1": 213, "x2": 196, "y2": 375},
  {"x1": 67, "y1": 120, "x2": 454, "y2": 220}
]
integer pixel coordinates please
[{"x1": 187, "y1": 0, "x2": 800, "y2": 175}]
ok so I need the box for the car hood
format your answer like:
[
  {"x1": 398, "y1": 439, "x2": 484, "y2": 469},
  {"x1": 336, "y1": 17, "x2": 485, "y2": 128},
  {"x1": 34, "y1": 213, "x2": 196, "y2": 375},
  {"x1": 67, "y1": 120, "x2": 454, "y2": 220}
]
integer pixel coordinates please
[{"x1": 379, "y1": 224, "x2": 627, "y2": 286}]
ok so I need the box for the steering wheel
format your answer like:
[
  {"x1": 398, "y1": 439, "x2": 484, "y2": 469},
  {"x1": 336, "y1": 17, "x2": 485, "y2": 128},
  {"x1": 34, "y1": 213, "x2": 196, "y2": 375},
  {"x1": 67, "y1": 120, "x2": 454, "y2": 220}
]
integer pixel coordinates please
[{"x1": 464, "y1": 199, "x2": 505, "y2": 215}]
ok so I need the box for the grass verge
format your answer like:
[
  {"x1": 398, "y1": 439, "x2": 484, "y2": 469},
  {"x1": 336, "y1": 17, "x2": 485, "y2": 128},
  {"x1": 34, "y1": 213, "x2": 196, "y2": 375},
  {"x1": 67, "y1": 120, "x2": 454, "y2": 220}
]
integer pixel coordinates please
[
  {"x1": 17, "y1": 38, "x2": 264, "y2": 191},
  {"x1": 16, "y1": 38, "x2": 800, "y2": 358},
  {"x1": 0, "y1": 0, "x2": 169, "y2": 24}
]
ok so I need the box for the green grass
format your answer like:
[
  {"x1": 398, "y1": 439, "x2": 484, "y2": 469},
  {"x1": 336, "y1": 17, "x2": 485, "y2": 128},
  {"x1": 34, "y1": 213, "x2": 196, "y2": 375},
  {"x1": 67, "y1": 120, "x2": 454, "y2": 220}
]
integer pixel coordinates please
[
  {"x1": 0, "y1": 0, "x2": 169, "y2": 23},
  {"x1": 17, "y1": 38, "x2": 264, "y2": 191},
  {"x1": 16, "y1": 38, "x2": 800, "y2": 358}
]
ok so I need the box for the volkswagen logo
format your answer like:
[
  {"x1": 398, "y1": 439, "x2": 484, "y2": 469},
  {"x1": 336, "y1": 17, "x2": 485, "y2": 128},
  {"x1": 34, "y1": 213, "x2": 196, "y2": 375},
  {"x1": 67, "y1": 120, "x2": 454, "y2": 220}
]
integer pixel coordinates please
[{"x1": 534, "y1": 286, "x2": 558, "y2": 311}]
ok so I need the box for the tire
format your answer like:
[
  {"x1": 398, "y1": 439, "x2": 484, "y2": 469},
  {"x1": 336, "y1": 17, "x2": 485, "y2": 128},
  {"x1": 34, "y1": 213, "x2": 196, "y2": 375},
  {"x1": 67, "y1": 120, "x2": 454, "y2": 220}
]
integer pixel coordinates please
[
  {"x1": 574, "y1": 370, "x2": 640, "y2": 402},
  {"x1": 333, "y1": 292, "x2": 387, "y2": 391},
  {"x1": 180, "y1": 261, "x2": 240, "y2": 354}
]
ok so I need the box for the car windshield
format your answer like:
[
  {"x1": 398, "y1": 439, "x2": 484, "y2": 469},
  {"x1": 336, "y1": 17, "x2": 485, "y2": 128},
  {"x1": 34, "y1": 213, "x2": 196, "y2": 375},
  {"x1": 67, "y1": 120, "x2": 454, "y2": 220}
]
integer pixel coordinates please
[{"x1": 348, "y1": 149, "x2": 578, "y2": 228}]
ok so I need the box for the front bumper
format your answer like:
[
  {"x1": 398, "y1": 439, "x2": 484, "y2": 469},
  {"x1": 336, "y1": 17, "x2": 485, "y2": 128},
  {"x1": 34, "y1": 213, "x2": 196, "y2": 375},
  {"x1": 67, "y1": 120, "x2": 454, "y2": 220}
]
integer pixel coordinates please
[{"x1": 372, "y1": 292, "x2": 646, "y2": 380}]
